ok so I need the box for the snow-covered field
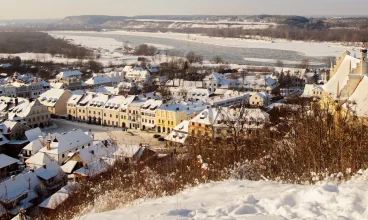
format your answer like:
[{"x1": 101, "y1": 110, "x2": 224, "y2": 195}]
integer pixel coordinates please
[
  {"x1": 82, "y1": 178, "x2": 368, "y2": 220},
  {"x1": 49, "y1": 30, "x2": 360, "y2": 57}
]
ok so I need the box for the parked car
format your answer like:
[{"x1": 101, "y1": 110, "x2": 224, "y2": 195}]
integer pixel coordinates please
[
  {"x1": 153, "y1": 134, "x2": 161, "y2": 138},
  {"x1": 158, "y1": 137, "x2": 165, "y2": 141}
]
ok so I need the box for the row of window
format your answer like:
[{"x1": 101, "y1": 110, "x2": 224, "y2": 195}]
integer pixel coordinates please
[{"x1": 27, "y1": 115, "x2": 49, "y2": 123}]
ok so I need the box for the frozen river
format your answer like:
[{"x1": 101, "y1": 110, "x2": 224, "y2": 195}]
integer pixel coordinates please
[{"x1": 49, "y1": 31, "x2": 358, "y2": 67}]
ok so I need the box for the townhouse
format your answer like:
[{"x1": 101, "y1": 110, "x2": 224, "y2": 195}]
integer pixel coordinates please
[
  {"x1": 156, "y1": 102, "x2": 206, "y2": 134},
  {"x1": 0, "y1": 97, "x2": 51, "y2": 128},
  {"x1": 38, "y1": 89, "x2": 73, "y2": 117},
  {"x1": 140, "y1": 99, "x2": 163, "y2": 130}
]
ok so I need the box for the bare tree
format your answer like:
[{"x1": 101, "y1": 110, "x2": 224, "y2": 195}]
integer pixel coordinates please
[
  {"x1": 213, "y1": 55, "x2": 223, "y2": 64},
  {"x1": 299, "y1": 58, "x2": 310, "y2": 69},
  {"x1": 276, "y1": 59, "x2": 284, "y2": 67}
]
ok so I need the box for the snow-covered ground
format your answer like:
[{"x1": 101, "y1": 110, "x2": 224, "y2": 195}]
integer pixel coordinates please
[
  {"x1": 49, "y1": 30, "x2": 360, "y2": 57},
  {"x1": 44, "y1": 119, "x2": 165, "y2": 150},
  {"x1": 82, "y1": 178, "x2": 368, "y2": 220}
]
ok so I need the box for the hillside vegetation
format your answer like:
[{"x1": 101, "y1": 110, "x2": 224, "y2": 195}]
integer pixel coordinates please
[{"x1": 0, "y1": 32, "x2": 93, "y2": 58}]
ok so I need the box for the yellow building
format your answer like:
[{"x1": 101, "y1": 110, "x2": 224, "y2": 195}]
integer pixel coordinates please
[{"x1": 156, "y1": 102, "x2": 205, "y2": 134}]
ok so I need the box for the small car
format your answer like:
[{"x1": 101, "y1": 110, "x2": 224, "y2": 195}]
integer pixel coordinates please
[
  {"x1": 158, "y1": 137, "x2": 165, "y2": 141},
  {"x1": 153, "y1": 134, "x2": 161, "y2": 138}
]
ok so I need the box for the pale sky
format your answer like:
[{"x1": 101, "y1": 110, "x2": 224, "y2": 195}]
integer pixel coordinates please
[{"x1": 1, "y1": 0, "x2": 367, "y2": 20}]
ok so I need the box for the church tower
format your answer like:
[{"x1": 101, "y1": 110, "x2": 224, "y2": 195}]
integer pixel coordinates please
[{"x1": 361, "y1": 47, "x2": 367, "y2": 75}]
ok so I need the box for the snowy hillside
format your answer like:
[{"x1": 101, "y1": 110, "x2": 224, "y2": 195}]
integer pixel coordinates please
[{"x1": 81, "y1": 178, "x2": 368, "y2": 220}]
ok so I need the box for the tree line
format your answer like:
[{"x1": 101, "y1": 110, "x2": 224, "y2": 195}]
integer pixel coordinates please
[{"x1": 0, "y1": 32, "x2": 94, "y2": 58}]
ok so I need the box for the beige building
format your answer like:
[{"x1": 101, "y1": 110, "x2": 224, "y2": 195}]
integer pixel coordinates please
[
  {"x1": 39, "y1": 89, "x2": 73, "y2": 116},
  {"x1": 102, "y1": 95, "x2": 126, "y2": 127},
  {"x1": 249, "y1": 92, "x2": 271, "y2": 107},
  {"x1": 0, "y1": 97, "x2": 51, "y2": 128},
  {"x1": 140, "y1": 99, "x2": 163, "y2": 130}
]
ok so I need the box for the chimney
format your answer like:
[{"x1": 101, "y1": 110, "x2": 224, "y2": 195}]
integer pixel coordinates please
[
  {"x1": 90, "y1": 150, "x2": 95, "y2": 155},
  {"x1": 162, "y1": 99, "x2": 166, "y2": 104},
  {"x1": 10, "y1": 175, "x2": 15, "y2": 181},
  {"x1": 108, "y1": 94, "x2": 112, "y2": 100},
  {"x1": 46, "y1": 139, "x2": 51, "y2": 150},
  {"x1": 43, "y1": 164, "x2": 46, "y2": 169},
  {"x1": 14, "y1": 97, "x2": 18, "y2": 106},
  {"x1": 34, "y1": 77, "x2": 37, "y2": 83}
]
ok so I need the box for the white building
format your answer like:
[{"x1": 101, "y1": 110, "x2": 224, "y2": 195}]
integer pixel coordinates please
[
  {"x1": 125, "y1": 67, "x2": 151, "y2": 84},
  {"x1": 26, "y1": 129, "x2": 94, "y2": 166},
  {"x1": 202, "y1": 72, "x2": 241, "y2": 92}
]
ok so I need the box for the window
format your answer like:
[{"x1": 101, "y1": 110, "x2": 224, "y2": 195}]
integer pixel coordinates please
[
  {"x1": 104, "y1": 113, "x2": 106, "y2": 116},
  {"x1": 79, "y1": 109, "x2": 81, "y2": 112},
  {"x1": 94, "y1": 111, "x2": 96, "y2": 114},
  {"x1": 110, "y1": 114, "x2": 112, "y2": 117}
]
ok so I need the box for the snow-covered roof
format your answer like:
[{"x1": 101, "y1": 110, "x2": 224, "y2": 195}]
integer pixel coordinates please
[
  {"x1": 345, "y1": 76, "x2": 368, "y2": 118},
  {"x1": 73, "y1": 157, "x2": 115, "y2": 177},
  {"x1": 88, "y1": 93, "x2": 110, "y2": 108},
  {"x1": 25, "y1": 152, "x2": 52, "y2": 167},
  {"x1": 71, "y1": 140, "x2": 116, "y2": 165},
  {"x1": 0, "y1": 161, "x2": 63, "y2": 203},
  {"x1": 39, "y1": 183, "x2": 78, "y2": 209},
  {"x1": 103, "y1": 96, "x2": 126, "y2": 110},
  {"x1": 140, "y1": 99, "x2": 163, "y2": 112},
  {"x1": 113, "y1": 145, "x2": 141, "y2": 158},
  {"x1": 96, "y1": 86, "x2": 119, "y2": 95},
  {"x1": 301, "y1": 84, "x2": 323, "y2": 98},
  {"x1": 0, "y1": 97, "x2": 35, "y2": 120},
  {"x1": 85, "y1": 75, "x2": 112, "y2": 86},
  {"x1": 61, "y1": 161, "x2": 78, "y2": 173},
  {"x1": 39, "y1": 89, "x2": 69, "y2": 107},
  {"x1": 323, "y1": 53, "x2": 360, "y2": 98},
  {"x1": 50, "y1": 82, "x2": 65, "y2": 89},
  {"x1": 191, "y1": 107, "x2": 269, "y2": 129},
  {"x1": 253, "y1": 92, "x2": 272, "y2": 100},
  {"x1": 23, "y1": 139, "x2": 44, "y2": 152},
  {"x1": 25, "y1": 128, "x2": 43, "y2": 142},
  {"x1": 0, "y1": 154, "x2": 19, "y2": 169},
  {"x1": 158, "y1": 102, "x2": 206, "y2": 115},
  {"x1": 39, "y1": 129, "x2": 93, "y2": 155},
  {"x1": 57, "y1": 70, "x2": 83, "y2": 79},
  {"x1": 67, "y1": 93, "x2": 84, "y2": 105},
  {"x1": 165, "y1": 121, "x2": 190, "y2": 144}
]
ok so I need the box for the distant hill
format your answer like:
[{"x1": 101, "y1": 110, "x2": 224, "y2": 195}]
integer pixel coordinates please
[{"x1": 58, "y1": 15, "x2": 129, "y2": 28}]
